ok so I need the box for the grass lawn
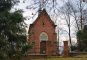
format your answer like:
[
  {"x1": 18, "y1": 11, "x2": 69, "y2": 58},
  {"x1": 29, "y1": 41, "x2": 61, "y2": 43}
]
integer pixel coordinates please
[
  {"x1": 31, "y1": 58, "x2": 87, "y2": 60},
  {"x1": 45, "y1": 55, "x2": 87, "y2": 60},
  {"x1": 29, "y1": 54, "x2": 87, "y2": 60},
  {"x1": 31, "y1": 55, "x2": 87, "y2": 60},
  {"x1": 48, "y1": 53, "x2": 87, "y2": 60},
  {"x1": 31, "y1": 57, "x2": 87, "y2": 60},
  {"x1": 46, "y1": 58, "x2": 87, "y2": 60}
]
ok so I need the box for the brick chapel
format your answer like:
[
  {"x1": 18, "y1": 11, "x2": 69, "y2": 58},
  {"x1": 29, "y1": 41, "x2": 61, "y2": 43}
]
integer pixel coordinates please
[{"x1": 28, "y1": 9, "x2": 57, "y2": 55}]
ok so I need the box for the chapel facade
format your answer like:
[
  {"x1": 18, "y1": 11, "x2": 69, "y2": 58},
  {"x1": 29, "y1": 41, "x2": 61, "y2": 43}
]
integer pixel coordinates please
[{"x1": 28, "y1": 9, "x2": 57, "y2": 55}]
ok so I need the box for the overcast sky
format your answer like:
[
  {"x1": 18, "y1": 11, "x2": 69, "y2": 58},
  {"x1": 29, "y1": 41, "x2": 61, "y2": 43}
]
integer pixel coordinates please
[{"x1": 11, "y1": 0, "x2": 87, "y2": 46}]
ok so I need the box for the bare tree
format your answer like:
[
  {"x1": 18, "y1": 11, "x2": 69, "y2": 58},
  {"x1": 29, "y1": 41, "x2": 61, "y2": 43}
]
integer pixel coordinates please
[
  {"x1": 25, "y1": 0, "x2": 75, "y2": 51},
  {"x1": 17, "y1": 0, "x2": 87, "y2": 51},
  {"x1": 57, "y1": 1, "x2": 74, "y2": 50}
]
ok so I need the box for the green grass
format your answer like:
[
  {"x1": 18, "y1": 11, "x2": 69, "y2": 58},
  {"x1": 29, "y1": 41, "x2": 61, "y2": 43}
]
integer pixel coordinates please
[
  {"x1": 30, "y1": 56, "x2": 87, "y2": 60},
  {"x1": 47, "y1": 58, "x2": 87, "y2": 60},
  {"x1": 30, "y1": 54, "x2": 87, "y2": 60},
  {"x1": 32, "y1": 58, "x2": 87, "y2": 60},
  {"x1": 46, "y1": 54, "x2": 87, "y2": 60}
]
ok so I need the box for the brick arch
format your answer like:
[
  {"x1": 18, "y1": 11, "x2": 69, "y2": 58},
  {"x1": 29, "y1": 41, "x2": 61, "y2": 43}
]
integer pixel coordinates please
[{"x1": 40, "y1": 32, "x2": 48, "y2": 41}]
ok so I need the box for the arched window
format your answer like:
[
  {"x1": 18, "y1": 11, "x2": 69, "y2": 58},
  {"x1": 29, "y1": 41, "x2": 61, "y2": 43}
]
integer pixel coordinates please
[{"x1": 40, "y1": 32, "x2": 48, "y2": 41}]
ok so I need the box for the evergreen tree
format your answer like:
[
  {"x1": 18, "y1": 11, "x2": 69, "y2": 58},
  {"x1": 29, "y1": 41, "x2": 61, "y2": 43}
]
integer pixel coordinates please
[
  {"x1": 77, "y1": 25, "x2": 87, "y2": 51},
  {"x1": 0, "y1": 0, "x2": 32, "y2": 60}
]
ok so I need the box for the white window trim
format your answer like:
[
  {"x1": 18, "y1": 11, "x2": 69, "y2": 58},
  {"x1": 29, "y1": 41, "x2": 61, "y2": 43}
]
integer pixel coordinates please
[{"x1": 40, "y1": 32, "x2": 48, "y2": 41}]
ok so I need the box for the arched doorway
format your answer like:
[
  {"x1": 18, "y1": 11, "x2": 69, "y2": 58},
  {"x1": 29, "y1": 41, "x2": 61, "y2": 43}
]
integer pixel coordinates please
[{"x1": 40, "y1": 32, "x2": 48, "y2": 54}]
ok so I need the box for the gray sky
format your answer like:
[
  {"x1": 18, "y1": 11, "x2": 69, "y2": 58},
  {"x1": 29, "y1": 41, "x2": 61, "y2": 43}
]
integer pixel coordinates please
[{"x1": 12, "y1": 0, "x2": 85, "y2": 46}]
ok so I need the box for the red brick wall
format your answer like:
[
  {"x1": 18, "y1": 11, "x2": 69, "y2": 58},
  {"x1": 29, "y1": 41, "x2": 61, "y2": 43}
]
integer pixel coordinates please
[
  {"x1": 63, "y1": 41, "x2": 69, "y2": 57},
  {"x1": 28, "y1": 9, "x2": 57, "y2": 55}
]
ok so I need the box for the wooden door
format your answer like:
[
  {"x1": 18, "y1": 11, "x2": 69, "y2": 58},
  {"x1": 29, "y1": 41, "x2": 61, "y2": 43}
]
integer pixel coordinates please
[{"x1": 40, "y1": 41, "x2": 46, "y2": 54}]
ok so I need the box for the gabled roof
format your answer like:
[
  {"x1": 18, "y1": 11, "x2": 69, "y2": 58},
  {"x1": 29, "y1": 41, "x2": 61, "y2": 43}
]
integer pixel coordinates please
[
  {"x1": 28, "y1": 9, "x2": 56, "y2": 33},
  {"x1": 34, "y1": 9, "x2": 55, "y2": 25}
]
